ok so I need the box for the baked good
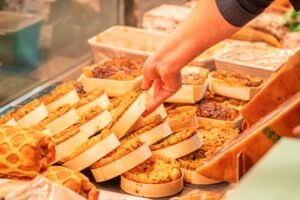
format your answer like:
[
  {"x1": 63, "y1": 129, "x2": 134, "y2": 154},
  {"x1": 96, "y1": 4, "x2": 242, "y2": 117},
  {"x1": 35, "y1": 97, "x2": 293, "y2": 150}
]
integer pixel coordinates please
[
  {"x1": 182, "y1": 73, "x2": 207, "y2": 85},
  {"x1": 203, "y1": 91, "x2": 247, "y2": 109},
  {"x1": 42, "y1": 166, "x2": 99, "y2": 200},
  {"x1": 0, "y1": 126, "x2": 55, "y2": 179},
  {"x1": 55, "y1": 81, "x2": 86, "y2": 97},
  {"x1": 178, "y1": 190, "x2": 224, "y2": 200},
  {"x1": 91, "y1": 137, "x2": 143, "y2": 169},
  {"x1": 32, "y1": 104, "x2": 72, "y2": 131},
  {"x1": 123, "y1": 157, "x2": 181, "y2": 184},
  {"x1": 0, "y1": 112, "x2": 14, "y2": 125},
  {"x1": 11, "y1": 99, "x2": 42, "y2": 121},
  {"x1": 150, "y1": 129, "x2": 196, "y2": 151},
  {"x1": 167, "y1": 106, "x2": 197, "y2": 125},
  {"x1": 40, "y1": 84, "x2": 75, "y2": 106},
  {"x1": 82, "y1": 58, "x2": 144, "y2": 81},
  {"x1": 211, "y1": 71, "x2": 263, "y2": 87},
  {"x1": 196, "y1": 101, "x2": 239, "y2": 121},
  {"x1": 241, "y1": 51, "x2": 300, "y2": 125},
  {"x1": 178, "y1": 127, "x2": 239, "y2": 171},
  {"x1": 73, "y1": 88, "x2": 105, "y2": 109}
]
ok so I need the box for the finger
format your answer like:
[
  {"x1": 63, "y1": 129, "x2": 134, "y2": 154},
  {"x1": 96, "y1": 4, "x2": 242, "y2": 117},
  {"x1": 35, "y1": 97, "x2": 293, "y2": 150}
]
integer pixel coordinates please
[
  {"x1": 142, "y1": 77, "x2": 154, "y2": 90},
  {"x1": 293, "y1": 125, "x2": 300, "y2": 137}
]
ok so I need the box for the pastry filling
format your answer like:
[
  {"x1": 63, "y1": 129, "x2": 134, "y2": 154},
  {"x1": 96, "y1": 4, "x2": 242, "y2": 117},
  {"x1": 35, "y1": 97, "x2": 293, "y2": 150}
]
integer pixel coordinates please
[{"x1": 167, "y1": 106, "x2": 196, "y2": 124}]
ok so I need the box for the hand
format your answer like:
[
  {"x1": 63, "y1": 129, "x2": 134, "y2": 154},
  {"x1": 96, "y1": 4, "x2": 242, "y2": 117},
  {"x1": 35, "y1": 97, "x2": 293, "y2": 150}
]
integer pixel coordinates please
[
  {"x1": 293, "y1": 125, "x2": 300, "y2": 137},
  {"x1": 142, "y1": 57, "x2": 182, "y2": 116}
]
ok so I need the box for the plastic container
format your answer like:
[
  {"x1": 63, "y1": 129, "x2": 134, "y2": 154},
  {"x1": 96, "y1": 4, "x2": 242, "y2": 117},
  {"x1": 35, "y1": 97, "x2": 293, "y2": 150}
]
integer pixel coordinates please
[{"x1": 0, "y1": 11, "x2": 42, "y2": 68}]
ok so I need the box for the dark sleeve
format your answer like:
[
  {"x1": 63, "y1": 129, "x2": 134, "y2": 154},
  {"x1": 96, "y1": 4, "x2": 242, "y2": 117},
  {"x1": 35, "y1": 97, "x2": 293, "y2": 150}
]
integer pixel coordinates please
[{"x1": 216, "y1": 0, "x2": 273, "y2": 27}]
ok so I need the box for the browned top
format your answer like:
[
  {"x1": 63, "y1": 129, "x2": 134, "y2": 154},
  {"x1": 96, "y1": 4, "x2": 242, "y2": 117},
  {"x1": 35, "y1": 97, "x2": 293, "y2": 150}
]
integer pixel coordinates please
[
  {"x1": 73, "y1": 88, "x2": 105, "y2": 109},
  {"x1": 182, "y1": 73, "x2": 207, "y2": 85},
  {"x1": 0, "y1": 126, "x2": 55, "y2": 179},
  {"x1": 178, "y1": 127, "x2": 239, "y2": 170},
  {"x1": 196, "y1": 101, "x2": 240, "y2": 121},
  {"x1": 123, "y1": 157, "x2": 181, "y2": 184},
  {"x1": 55, "y1": 81, "x2": 86, "y2": 96},
  {"x1": 12, "y1": 99, "x2": 42, "y2": 121},
  {"x1": 211, "y1": 70, "x2": 263, "y2": 87},
  {"x1": 40, "y1": 83, "x2": 75, "y2": 105},
  {"x1": 167, "y1": 106, "x2": 196, "y2": 125},
  {"x1": 82, "y1": 57, "x2": 144, "y2": 81},
  {"x1": 204, "y1": 91, "x2": 247, "y2": 108},
  {"x1": 42, "y1": 166, "x2": 99, "y2": 200},
  {"x1": 0, "y1": 112, "x2": 14, "y2": 125}
]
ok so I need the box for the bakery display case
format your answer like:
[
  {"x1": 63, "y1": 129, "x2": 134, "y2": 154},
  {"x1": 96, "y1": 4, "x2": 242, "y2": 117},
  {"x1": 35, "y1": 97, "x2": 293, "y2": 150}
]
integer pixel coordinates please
[{"x1": 0, "y1": 0, "x2": 300, "y2": 200}]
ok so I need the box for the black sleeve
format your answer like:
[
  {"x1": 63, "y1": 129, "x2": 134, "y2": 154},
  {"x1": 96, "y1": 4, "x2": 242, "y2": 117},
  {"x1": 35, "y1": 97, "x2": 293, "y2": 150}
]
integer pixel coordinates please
[{"x1": 216, "y1": 0, "x2": 273, "y2": 27}]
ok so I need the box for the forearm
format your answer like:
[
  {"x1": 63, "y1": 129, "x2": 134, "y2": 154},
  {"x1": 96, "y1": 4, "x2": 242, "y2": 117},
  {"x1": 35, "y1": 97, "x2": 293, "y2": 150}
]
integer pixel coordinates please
[{"x1": 149, "y1": 0, "x2": 239, "y2": 71}]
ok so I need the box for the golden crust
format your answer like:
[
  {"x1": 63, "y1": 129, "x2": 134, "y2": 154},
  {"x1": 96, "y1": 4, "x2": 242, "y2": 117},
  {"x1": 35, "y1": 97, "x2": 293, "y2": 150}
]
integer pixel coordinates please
[
  {"x1": 12, "y1": 99, "x2": 42, "y2": 121},
  {"x1": 211, "y1": 70, "x2": 264, "y2": 87},
  {"x1": 40, "y1": 83, "x2": 74, "y2": 105},
  {"x1": 0, "y1": 112, "x2": 14, "y2": 125},
  {"x1": 203, "y1": 91, "x2": 247, "y2": 109},
  {"x1": 55, "y1": 81, "x2": 86, "y2": 96},
  {"x1": 178, "y1": 127, "x2": 239, "y2": 170},
  {"x1": 42, "y1": 166, "x2": 99, "y2": 200},
  {"x1": 182, "y1": 73, "x2": 207, "y2": 85},
  {"x1": 32, "y1": 104, "x2": 72, "y2": 131},
  {"x1": 167, "y1": 106, "x2": 196, "y2": 125},
  {"x1": 73, "y1": 88, "x2": 105, "y2": 109},
  {"x1": 123, "y1": 157, "x2": 181, "y2": 184},
  {"x1": 150, "y1": 129, "x2": 196, "y2": 151},
  {"x1": 91, "y1": 137, "x2": 143, "y2": 169},
  {"x1": 60, "y1": 129, "x2": 112, "y2": 163},
  {"x1": 0, "y1": 126, "x2": 55, "y2": 179}
]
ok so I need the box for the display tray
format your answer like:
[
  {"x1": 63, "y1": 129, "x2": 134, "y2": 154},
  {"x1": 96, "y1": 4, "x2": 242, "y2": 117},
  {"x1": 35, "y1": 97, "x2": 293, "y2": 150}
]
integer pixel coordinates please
[
  {"x1": 208, "y1": 73, "x2": 265, "y2": 101},
  {"x1": 16, "y1": 103, "x2": 48, "y2": 127},
  {"x1": 139, "y1": 121, "x2": 173, "y2": 146},
  {"x1": 197, "y1": 115, "x2": 243, "y2": 129},
  {"x1": 120, "y1": 173, "x2": 184, "y2": 198},
  {"x1": 45, "y1": 108, "x2": 80, "y2": 136},
  {"x1": 91, "y1": 143, "x2": 152, "y2": 182},
  {"x1": 88, "y1": 26, "x2": 165, "y2": 60},
  {"x1": 80, "y1": 74, "x2": 143, "y2": 97},
  {"x1": 63, "y1": 133, "x2": 120, "y2": 171},
  {"x1": 152, "y1": 133, "x2": 203, "y2": 159},
  {"x1": 45, "y1": 89, "x2": 80, "y2": 112},
  {"x1": 181, "y1": 168, "x2": 222, "y2": 185},
  {"x1": 111, "y1": 91, "x2": 152, "y2": 139},
  {"x1": 78, "y1": 110, "x2": 112, "y2": 137},
  {"x1": 76, "y1": 93, "x2": 110, "y2": 115},
  {"x1": 169, "y1": 114, "x2": 199, "y2": 132}
]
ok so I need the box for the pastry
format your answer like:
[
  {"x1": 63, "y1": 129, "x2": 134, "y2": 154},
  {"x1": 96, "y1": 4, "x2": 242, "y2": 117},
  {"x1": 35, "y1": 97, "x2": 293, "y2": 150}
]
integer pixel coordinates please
[
  {"x1": 42, "y1": 166, "x2": 99, "y2": 200},
  {"x1": 82, "y1": 58, "x2": 144, "y2": 81},
  {"x1": 40, "y1": 84, "x2": 75, "y2": 106},
  {"x1": 203, "y1": 91, "x2": 247, "y2": 109},
  {"x1": 55, "y1": 81, "x2": 86, "y2": 97},
  {"x1": 167, "y1": 106, "x2": 197, "y2": 125},
  {"x1": 73, "y1": 88, "x2": 105, "y2": 109},
  {"x1": 0, "y1": 126, "x2": 55, "y2": 179},
  {"x1": 10, "y1": 99, "x2": 42, "y2": 121},
  {"x1": 0, "y1": 112, "x2": 15, "y2": 125}
]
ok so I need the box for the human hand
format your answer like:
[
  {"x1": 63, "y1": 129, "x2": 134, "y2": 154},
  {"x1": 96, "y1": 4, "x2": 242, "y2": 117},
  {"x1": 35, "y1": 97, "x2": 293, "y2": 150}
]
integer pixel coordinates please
[
  {"x1": 142, "y1": 58, "x2": 182, "y2": 116},
  {"x1": 293, "y1": 125, "x2": 300, "y2": 137}
]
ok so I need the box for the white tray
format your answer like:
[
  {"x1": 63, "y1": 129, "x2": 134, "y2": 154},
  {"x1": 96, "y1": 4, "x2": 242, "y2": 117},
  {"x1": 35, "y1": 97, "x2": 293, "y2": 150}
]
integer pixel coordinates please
[
  {"x1": 152, "y1": 133, "x2": 203, "y2": 159},
  {"x1": 46, "y1": 89, "x2": 80, "y2": 112},
  {"x1": 63, "y1": 133, "x2": 120, "y2": 171},
  {"x1": 76, "y1": 93, "x2": 110, "y2": 115},
  {"x1": 208, "y1": 73, "x2": 265, "y2": 101},
  {"x1": 121, "y1": 173, "x2": 184, "y2": 198},
  {"x1": 45, "y1": 108, "x2": 80, "y2": 136},
  {"x1": 16, "y1": 103, "x2": 48, "y2": 127},
  {"x1": 181, "y1": 168, "x2": 222, "y2": 185},
  {"x1": 91, "y1": 143, "x2": 152, "y2": 182},
  {"x1": 111, "y1": 91, "x2": 152, "y2": 139}
]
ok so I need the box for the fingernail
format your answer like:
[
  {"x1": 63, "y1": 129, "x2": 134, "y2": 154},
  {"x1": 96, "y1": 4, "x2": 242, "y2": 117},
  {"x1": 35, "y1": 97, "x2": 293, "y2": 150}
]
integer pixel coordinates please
[{"x1": 142, "y1": 109, "x2": 149, "y2": 117}]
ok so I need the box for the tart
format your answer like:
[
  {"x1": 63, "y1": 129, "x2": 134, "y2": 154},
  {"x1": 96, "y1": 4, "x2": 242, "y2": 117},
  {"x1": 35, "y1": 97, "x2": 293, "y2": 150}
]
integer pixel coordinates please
[
  {"x1": 42, "y1": 166, "x2": 99, "y2": 200},
  {"x1": 32, "y1": 104, "x2": 79, "y2": 135},
  {"x1": 73, "y1": 88, "x2": 110, "y2": 115},
  {"x1": 121, "y1": 157, "x2": 183, "y2": 198},
  {"x1": 11, "y1": 99, "x2": 49, "y2": 127},
  {"x1": 40, "y1": 82, "x2": 80, "y2": 111},
  {"x1": 150, "y1": 129, "x2": 202, "y2": 159},
  {"x1": 167, "y1": 106, "x2": 199, "y2": 131},
  {"x1": 90, "y1": 137, "x2": 152, "y2": 182},
  {"x1": 0, "y1": 126, "x2": 55, "y2": 179},
  {"x1": 82, "y1": 57, "x2": 144, "y2": 81},
  {"x1": 55, "y1": 81, "x2": 86, "y2": 97},
  {"x1": 0, "y1": 112, "x2": 16, "y2": 126},
  {"x1": 178, "y1": 126, "x2": 239, "y2": 184},
  {"x1": 61, "y1": 129, "x2": 120, "y2": 171}
]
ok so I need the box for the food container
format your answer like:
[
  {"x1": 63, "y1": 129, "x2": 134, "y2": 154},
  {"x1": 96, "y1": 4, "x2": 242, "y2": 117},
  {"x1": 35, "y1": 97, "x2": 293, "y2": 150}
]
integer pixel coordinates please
[
  {"x1": 142, "y1": 4, "x2": 192, "y2": 33},
  {"x1": 91, "y1": 143, "x2": 152, "y2": 182},
  {"x1": 150, "y1": 67, "x2": 208, "y2": 103},
  {"x1": 45, "y1": 108, "x2": 80, "y2": 135},
  {"x1": 208, "y1": 73, "x2": 265, "y2": 101},
  {"x1": 0, "y1": 11, "x2": 42, "y2": 68},
  {"x1": 63, "y1": 133, "x2": 120, "y2": 171},
  {"x1": 76, "y1": 93, "x2": 110, "y2": 115},
  {"x1": 197, "y1": 115, "x2": 243, "y2": 129},
  {"x1": 88, "y1": 26, "x2": 165, "y2": 61},
  {"x1": 111, "y1": 91, "x2": 152, "y2": 139},
  {"x1": 214, "y1": 45, "x2": 293, "y2": 79},
  {"x1": 181, "y1": 168, "x2": 222, "y2": 185},
  {"x1": 16, "y1": 103, "x2": 48, "y2": 127},
  {"x1": 152, "y1": 132, "x2": 203, "y2": 159},
  {"x1": 120, "y1": 173, "x2": 184, "y2": 198},
  {"x1": 46, "y1": 89, "x2": 80, "y2": 112}
]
